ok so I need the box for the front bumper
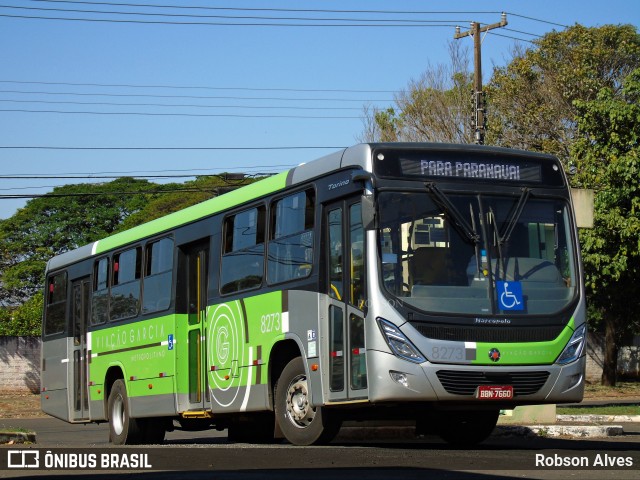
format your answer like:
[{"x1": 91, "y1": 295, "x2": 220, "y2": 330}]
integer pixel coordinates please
[{"x1": 366, "y1": 349, "x2": 585, "y2": 406}]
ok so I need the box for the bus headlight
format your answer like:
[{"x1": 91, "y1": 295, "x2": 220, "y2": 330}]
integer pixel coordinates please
[
  {"x1": 556, "y1": 324, "x2": 586, "y2": 365},
  {"x1": 377, "y1": 318, "x2": 426, "y2": 364}
]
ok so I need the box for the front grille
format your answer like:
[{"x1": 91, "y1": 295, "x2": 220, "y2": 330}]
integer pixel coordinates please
[
  {"x1": 436, "y1": 370, "x2": 550, "y2": 396},
  {"x1": 413, "y1": 323, "x2": 564, "y2": 343}
]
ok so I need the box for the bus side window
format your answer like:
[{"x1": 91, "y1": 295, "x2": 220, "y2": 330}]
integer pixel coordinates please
[
  {"x1": 45, "y1": 272, "x2": 67, "y2": 336},
  {"x1": 328, "y1": 208, "x2": 343, "y2": 300},
  {"x1": 268, "y1": 190, "x2": 315, "y2": 284},
  {"x1": 92, "y1": 258, "x2": 109, "y2": 325},
  {"x1": 349, "y1": 203, "x2": 365, "y2": 309},
  {"x1": 220, "y1": 206, "x2": 266, "y2": 294},
  {"x1": 110, "y1": 247, "x2": 141, "y2": 321},
  {"x1": 142, "y1": 237, "x2": 174, "y2": 314}
]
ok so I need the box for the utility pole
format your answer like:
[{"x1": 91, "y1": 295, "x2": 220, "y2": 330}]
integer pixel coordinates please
[{"x1": 454, "y1": 13, "x2": 508, "y2": 145}]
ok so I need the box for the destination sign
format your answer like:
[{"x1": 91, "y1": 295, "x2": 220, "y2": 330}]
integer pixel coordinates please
[
  {"x1": 400, "y1": 158, "x2": 542, "y2": 182},
  {"x1": 372, "y1": 148, "x2": 563, "y2": 185}
]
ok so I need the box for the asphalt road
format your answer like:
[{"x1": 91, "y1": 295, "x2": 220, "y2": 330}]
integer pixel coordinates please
[{"x1": 1, "y1": 417, "x2": 639, "y2": 479}]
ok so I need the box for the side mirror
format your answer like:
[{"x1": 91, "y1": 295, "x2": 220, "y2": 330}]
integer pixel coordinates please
[
  {"x1": 351, "y1": 170, "x2": 376, "y2": 230},
  {"x1": 361, "y1": 194, "x2": 376, "y2": 230}
]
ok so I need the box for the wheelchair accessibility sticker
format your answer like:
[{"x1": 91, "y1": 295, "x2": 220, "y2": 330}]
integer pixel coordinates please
[{"x1": 497, "y1": 281, "x2": 524, "y2": 311}]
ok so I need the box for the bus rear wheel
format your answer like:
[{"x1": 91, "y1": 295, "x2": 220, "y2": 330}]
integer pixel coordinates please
[
  {"x1": 107, "y1": 379, "x2": 144, "y2": 445},
  {"x1": 274, "y1": 357, "x2": 341, "y2": 446}
]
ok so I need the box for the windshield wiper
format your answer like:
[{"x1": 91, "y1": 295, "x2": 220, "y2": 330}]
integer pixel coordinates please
[
  {"x1": 425, "y1": 182, "x2": 480, "y2": 244},
  {"x1": 500, "y1": 187, "x2": 531, "y2": 245}
]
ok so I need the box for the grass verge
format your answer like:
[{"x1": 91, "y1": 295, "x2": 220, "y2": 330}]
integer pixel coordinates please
[
  {"x1": 584, "y1": 380, "x2": 640, "y2": 398},
  {"x1": 557, "y1": 404, "x2": 640, "y2": 415}
]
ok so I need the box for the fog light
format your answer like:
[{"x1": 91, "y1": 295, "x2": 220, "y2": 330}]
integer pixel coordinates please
[
  {"x1": 390, "y1": 370, "x2": 409, "y2": 388},
  {"x1": 567, "y1": 373, "x2": 582, "y2": 390}
]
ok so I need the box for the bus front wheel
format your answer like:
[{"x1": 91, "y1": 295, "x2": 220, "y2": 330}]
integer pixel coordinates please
[
  {"x1": 107, "y1": 379, "x2": 143, "y2": 445},
  {"x1": 275, "y1": 357, "x2": 341, "y2": 446}
]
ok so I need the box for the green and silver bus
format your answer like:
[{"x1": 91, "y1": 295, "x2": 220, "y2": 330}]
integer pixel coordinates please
[{"x1": 41, "y1": 143, "x2": 586, "y2": 446}]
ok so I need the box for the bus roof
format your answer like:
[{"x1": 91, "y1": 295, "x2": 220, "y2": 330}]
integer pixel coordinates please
[
  {"x1": 45, "y1": 143, "x2": 558, "y2": 272},
  {"x1": 45, "y1": 144, "x2": 377, "y2": 272}
]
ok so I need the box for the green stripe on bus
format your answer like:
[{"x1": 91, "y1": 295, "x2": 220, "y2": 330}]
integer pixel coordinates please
[
  {"x1": 94, "y1": 171, "x2": 289, "y2": 254},
  {"x1": 472, "y1": 318, "x2": 575, "y2": 365}
]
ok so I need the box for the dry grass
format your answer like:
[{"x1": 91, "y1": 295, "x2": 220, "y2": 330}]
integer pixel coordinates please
[
  {"x1": 0, "y1": 392, "x2": 47, "y2": 419},
  {"x1": 584, "y1": 380, "x2": 640, "y2": 400}
]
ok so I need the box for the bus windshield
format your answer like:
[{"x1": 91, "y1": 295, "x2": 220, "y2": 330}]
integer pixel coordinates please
[{"x1": 377, "y1": 191, "x2": 577, "y2": 315}]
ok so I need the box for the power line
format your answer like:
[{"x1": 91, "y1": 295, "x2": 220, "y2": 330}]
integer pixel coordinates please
[
  {"x1": 26, "y1": 2, "x2": 568, "y2": 31},
  {"x1": 0, "y1": 164, "x2": 305, "y2": 177},
  {"x1": 32, "y1": 1, "x2": 502, "y2": 16},
  {"x1": 0, "y1": 173, "x2": 277, "y2": 179},
  {"x1": 0, "y1": 169, "x2": 285, "y2": 198},
  {"x1": 0, "y1": 79, "x2": 395, "y2": 94},
  {"x1": 0, "y1": 188, "x2": 225, "y2": 199},
  {"x1": 0, "y1": 108, "x2": 362, "y2": 119},
  {"x1": 0, "y1": 13, "x2": 461, "y2": 28},
  {"x1": 0, "y1": 89, "x2": 393, "y2": 103},
  {"x1": 503, "y1": 27, "x2": 543, "y2": 38},
  {"x1": 0, "y1": 179, "x2": 262, "y2": 191},
  {"x1": 5, "y1": 4, "x2": 472, "y2": 24},
  {"x1": 488, "y1": 31, "x2": 536, "y2": 44},
  {"x1": 505, "y1": 12, "x2": 569, "y2": 29},
  {"x1": 0, "y1": 98, "x2": 363, "y2": 111},
  {"x1": 0, "y1": 146, "x2": 340, "y2": 151}
]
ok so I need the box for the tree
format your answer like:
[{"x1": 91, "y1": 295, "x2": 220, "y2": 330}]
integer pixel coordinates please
[
  {"x1": 0, "y1": 295, "x2": 43, "y2": 336},
  {"x1": 571, "y1": 68, "x2": 640, "y2": 385},
  {"x1": 485, "y1": 24, "x2": 640, "y2": 386},
  {"x1": 359, "y1": 42, "x2": 474, "y2": 143},
  {"x1": 363, "y1": 24, "x2": 640, "y2": 385},
  {"x1": 118, "y1": 174, "x2": 258, "y2": 230},
  {"x1": 0, "y1": 178, "x2": 159, "y2": 306},
  {"x1": 486, "y1": 24, "x2": 640, "y2": 160},
  {"x1": 0, "y1": 174, "x2": 262, "y2": 334}
]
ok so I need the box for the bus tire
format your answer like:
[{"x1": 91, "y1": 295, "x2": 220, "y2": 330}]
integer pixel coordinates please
[
  {"x1": 107, "y1": 379, "x2": 143, "y2": 445},
  {"x1": 274, "y1": 357, "x2": 340, "y2": 446},
  {"x1": 435, "y1": 410, "x2": 499, "y2": 446}
]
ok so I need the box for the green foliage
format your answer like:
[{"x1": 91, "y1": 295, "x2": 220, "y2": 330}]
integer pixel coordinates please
[
  {"x1": 117, "y1": 175, "x2": 258, "y2": 230},
  {"x1": 361, "y1": 42, "x2": 474, "y2": 143},
  {"x1": 0, "y1": 173, "x2": 262, "y2": 335},
  {"x1": 373, "y1": 108, "x2": 400, "y2": 142},
  {"x1": 485, "y1": 25, "x2": 640, "y2": 384},
  {"x1": 486, "y1": 24, "x2": 640, "y2": 159},
  {"x1": 0, "y1": 295, "x2": 43, "y2": 336},
  {"x1": 0, "y1": 178, "x2": 159, "y2": 305},
  {"x1": 572, "y1": 68, "x2": 640, "y2": 341}
]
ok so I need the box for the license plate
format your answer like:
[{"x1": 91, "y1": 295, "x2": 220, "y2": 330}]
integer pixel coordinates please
[{"x1": 476, "y1": 385, "x2": 513, "y2": 400}]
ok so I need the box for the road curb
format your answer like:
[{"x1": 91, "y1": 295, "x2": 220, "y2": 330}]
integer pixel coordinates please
[
  {"x1": 557, "y1": 414, "x2": 640, "y2": 423},
  {"x1": 0, "y1": 431, "x2": 37, "y2": 444},
  {"x1": 495, "y1": 424, "x2": 624, "y2": 438},
  {"x1": 338, "y1": 421, "x2": 628, "y2": 441}
]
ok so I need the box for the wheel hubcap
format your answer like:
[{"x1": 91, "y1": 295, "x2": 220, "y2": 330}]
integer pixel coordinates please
[
  {"x1": 111, "y1": 394, "x2": 125, "y2": 436},
  {"x1": 285, "y1": 374, "x2": 315, "y2": 428}
]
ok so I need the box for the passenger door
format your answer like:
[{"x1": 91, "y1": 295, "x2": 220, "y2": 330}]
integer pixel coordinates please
[
  {"x1": 177, "y1": 241, "x2": 209, "y2": 411},
  {"x1": 324, "y1": 200, "x2": 368, "y2": 402},
  {"x1": 70, "y1": 277, "x2": 90, "y2": 421}
]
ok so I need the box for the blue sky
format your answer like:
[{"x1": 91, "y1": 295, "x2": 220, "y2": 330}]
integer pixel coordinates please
[{"x1": 0, "y1": 0, "x2": 639, "y2": 220}]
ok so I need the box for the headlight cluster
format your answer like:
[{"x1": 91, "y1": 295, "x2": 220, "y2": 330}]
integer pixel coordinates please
[
  {"x1": 377, "y1": 318, "x2": 426, "y2": 363},
  {"x1": 556, "y1": 324, "x2": 586, "y2": 365}
]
